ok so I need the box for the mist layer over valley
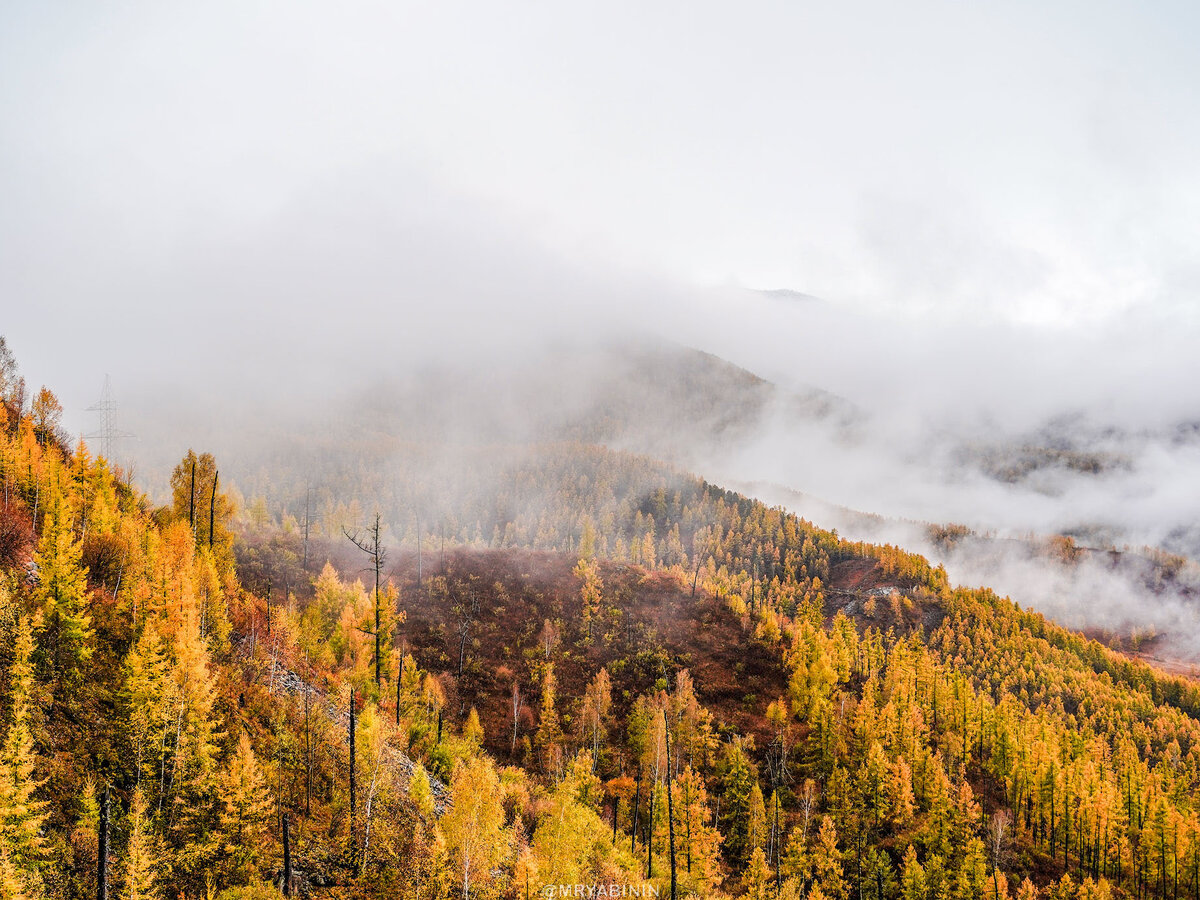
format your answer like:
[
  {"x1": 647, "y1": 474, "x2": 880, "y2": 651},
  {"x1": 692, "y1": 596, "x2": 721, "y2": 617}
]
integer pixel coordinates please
[{"x1": 106, "y1": 281, "x2": 1200, "y2": 659}]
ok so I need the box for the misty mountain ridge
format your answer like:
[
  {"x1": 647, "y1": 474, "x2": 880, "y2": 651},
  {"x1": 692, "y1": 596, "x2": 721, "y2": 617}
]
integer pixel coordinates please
[
  {"x1": 116, "y1": 334, "x2": 1200, "y2": 662},
  {"x1": 125, "y1": 336, "x2": 859, "y2": 505},
  {"x1": 339, "y1": 338, "x2": 857, "y2": 456},
  {"x1": 756, "y1": 287, "x2": 825, "y2": 305}
]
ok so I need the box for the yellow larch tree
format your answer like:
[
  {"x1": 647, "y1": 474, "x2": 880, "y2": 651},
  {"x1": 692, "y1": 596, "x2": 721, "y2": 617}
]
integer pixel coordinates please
[
  {"x1": 441, "y1": 755, "x2": 510, "y2": 900},
  {"x1": 122, "y1": 785, "x2": 161, "y2": 900},
  {"x1": 33, "y1": 495, "x2": 93, "y2": 677},
  {"x1": 216, "y1": 731, "x2": 273, "y2": 884},
  {"x1": 0, "y1": 616, "x2": 46, "y2": 896}
]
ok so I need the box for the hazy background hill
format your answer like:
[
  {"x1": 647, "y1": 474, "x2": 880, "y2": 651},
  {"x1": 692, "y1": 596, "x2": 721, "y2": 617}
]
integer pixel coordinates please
[{"x1": 106, "y1": 328, "x2": 1200, "y2": 661}]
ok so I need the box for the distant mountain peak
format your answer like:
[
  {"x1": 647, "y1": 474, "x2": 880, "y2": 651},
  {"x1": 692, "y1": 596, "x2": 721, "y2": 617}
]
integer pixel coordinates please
[{"x1": 757, "y1": 287, "x2": 824, "y2": 304}]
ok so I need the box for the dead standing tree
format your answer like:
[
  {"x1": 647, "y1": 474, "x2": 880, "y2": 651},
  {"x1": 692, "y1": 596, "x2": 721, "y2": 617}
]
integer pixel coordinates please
[
  {"x1": 282, "y1": 813, "x2": 293, "y2": 896},
  {"x1": 302, "y1": 481, "x2": 312, "y2": 571},
  {"x1": 98, "y1": 783, "x2": 109, "y2": 900},
  {"x1": 208, "y1": 469, "x2": 218, "y2": 550},
  {"x1": 344, "y1": 513, "x2": 387, "y2": 688},
  {"x1": 188, "y1": 458, "x2": 196, "y2": 532},
  {"x1": 453, "y1": 585, "x2": 480, "y2": 678},
  {"x1": 349, "y1": 691, "x2": 358, "y2": 872},
  {"x1": 663, "y1": 709, "x2": 678, "y2": 900},
  {"x1": 765, "y1": 735, "x2": 791, "y2": 894},
  {"x1": 690, "y1": 527, "x2": 711, "y2": 598},
  {"x1": 510, "y1": 682, "x2": 522, "y2": 754}
]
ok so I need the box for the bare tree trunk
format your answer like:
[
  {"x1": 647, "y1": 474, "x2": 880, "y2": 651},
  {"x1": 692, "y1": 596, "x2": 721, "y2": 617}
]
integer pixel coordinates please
[
  {"x1": 349, "y1": 693, "x2": 357, "y2": 867},
  {"x1": 345, "y1": 515, "x2": 386, "y2": 687},
  {"x1": 268, "y1": 632, "x2": 279, "y2": 694},
  {"x1": 647, "y1": 781, "x2": 656, "y2": 878},
  {"x1": 775, "y1": 789, "x2": 782, "y2": 894},
  {"x1": 648, "y1": 729, "x2": 664, "y2": 881},
  {"x1": 283, "y1": 813, "x2": 292, "y2": 896},
  {"x1": 303, "y1": 482, "x2": 310, "y2": 571},
  {"x1": 305, "y1": 686, "x2": 312, "y2": 817},
  {"x1": 360, "y1": 751, "x2": 385, "y2": 875},
  {"x1": 397, "y1": 655, "x2": 404, "y2": 728},
  {"x1": 98, "y1": 784, "x2": 109, "y2": 900},
  {"x1": 631, "y1": 772, "x2": 641, "y2": 853},
  {"x1": 664, "y1": 710, "x2": 677, "y2": 900},
  {"x1": 208, "y1": 469, "x2": 218, "y2": 549},
  {"x1": 374, "y1": 522, "x2": 381, "y2": 688},
  {"x1": 511, "y1": 683, "x2": 521, "y2": 754}
]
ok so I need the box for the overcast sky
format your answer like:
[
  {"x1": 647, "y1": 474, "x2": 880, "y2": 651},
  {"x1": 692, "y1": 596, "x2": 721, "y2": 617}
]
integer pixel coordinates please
[{"x1": 3, "y1": 0, "x2": 1200, "y2": 425}]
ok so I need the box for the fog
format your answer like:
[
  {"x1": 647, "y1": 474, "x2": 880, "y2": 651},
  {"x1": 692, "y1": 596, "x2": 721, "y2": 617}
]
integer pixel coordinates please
[{"x1": 3, "y1": 2, "x2": 1200, "y2": 655}]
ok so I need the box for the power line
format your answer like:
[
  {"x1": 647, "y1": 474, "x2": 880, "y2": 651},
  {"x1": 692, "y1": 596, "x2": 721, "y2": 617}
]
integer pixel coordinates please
[{"x1": 85, "y1": 375, "x2": 134, "y2": 462}]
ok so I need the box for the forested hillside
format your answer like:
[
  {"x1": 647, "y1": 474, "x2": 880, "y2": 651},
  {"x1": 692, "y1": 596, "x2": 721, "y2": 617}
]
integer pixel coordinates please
[
  {"x1": 127, "y1": 340, "x2": 852, "y2": 544},
  {"x1": 1, "y1": 342, "x2": 1200, "y2": 900}
]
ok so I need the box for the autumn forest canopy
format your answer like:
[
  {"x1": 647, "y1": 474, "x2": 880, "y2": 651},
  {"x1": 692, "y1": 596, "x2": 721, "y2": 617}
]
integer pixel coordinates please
[{"x1": 2, "y1": 333, "x2": 1200, "y2": 900}]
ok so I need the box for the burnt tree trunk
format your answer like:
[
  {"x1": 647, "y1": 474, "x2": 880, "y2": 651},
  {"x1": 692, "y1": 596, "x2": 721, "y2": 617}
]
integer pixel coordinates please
[
  {"x1": 345, "y1": 515, "x2": 386, "y2": 687},
  {"x1": 282, "y1": 813, "x2": 292, "y2": 896},
  {"x1": 664, "y1": 710, "x2": 677, "y2": 900},
  {"x1": 304, "y1": 686, "x2": 312, "y2": 817},
  {"x1": 647, "y1": 778, "x2": 656, "y2": 878},
  {"x1": 349, "y1": 693, "x2": 357, "y2": 864},
  {"x1": 302, "y1": 482, "x2": 310, "y2": 571},
  {"x1": 208, "y1": 469, "x2": 218, "y2": 549},
  {"x1": 396, "y1": 655, "x2": 404, "y2": 728},
  {"x1": 97, "y1": 784, "x2": 109, "y2": 900},
  {"x1": 631, "y1": 772, "x2": 641, "y2": 853}
]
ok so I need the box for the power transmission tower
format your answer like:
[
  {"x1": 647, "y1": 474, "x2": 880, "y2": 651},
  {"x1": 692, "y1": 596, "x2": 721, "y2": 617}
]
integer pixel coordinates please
[{"x1": 85, "y1": 375, "x2": 133, "y2": 462}]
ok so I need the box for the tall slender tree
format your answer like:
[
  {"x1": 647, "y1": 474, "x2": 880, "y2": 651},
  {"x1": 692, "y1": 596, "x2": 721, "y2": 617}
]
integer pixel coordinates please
[
  {"x1": 344, "y1": 514, "x2": 387, "y2": 687},
  {"x1": 122, "y1": 785, "x2": 160, "y2": 900},
  {"x1": 664, "y1": 709, "x2": 678, "y2": 900},
  {"x1": 0, "y1": 617, "x2": 46, "y2": 894}
]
